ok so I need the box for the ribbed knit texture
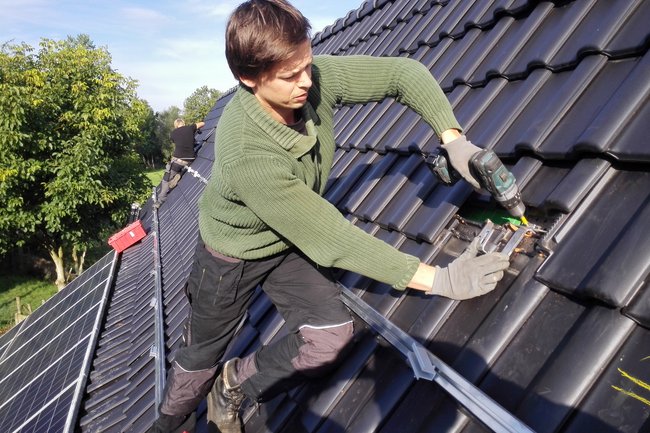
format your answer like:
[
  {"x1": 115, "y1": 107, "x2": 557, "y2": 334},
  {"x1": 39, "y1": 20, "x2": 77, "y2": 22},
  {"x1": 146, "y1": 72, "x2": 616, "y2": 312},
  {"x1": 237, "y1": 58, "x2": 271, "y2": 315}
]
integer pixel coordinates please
[{"x1": 198, "y1": 55, "x2": 461, "y2": 290}]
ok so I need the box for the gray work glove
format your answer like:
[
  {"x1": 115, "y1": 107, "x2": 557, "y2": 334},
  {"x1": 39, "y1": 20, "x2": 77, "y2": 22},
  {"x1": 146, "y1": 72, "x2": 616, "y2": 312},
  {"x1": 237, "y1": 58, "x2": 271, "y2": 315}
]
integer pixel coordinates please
[
  {"x1": 440, "y1": 135, "x2": 482, "y2": 189},
  {"x1": 427, "y1": 237, "x2": 510, "y2": 300}
]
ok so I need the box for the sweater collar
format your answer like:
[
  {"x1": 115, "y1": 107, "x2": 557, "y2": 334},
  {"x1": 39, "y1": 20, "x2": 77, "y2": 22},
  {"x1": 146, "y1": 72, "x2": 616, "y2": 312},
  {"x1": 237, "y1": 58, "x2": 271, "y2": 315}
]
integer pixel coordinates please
[{"x1": 237, "y1": 85, "x2": 319, "y2": 159}]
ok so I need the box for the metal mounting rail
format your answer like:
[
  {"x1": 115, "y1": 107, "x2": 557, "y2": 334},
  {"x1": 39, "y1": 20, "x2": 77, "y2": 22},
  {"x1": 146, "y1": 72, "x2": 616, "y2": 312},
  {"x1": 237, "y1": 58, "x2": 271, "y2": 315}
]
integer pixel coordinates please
[
  {"x1": 340, "y1": 287, "x2": 535, "y2": 433},
  {"x1": 201, "y1": 126, "x2": 216, "y2": 142},
  {"x1": 150, "y1": 187, "x2": 167, "y2": 408},
  {"x1": 185, "y1": 165, "x2": 209, "y2": 185}
]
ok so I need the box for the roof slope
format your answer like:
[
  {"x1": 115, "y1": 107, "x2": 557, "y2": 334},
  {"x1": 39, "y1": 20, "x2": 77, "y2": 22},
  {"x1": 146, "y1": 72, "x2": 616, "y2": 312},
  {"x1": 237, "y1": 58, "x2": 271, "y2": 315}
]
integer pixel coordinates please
[{"x1": 1, "y1": 1, "x2": 648, "y2": 432}]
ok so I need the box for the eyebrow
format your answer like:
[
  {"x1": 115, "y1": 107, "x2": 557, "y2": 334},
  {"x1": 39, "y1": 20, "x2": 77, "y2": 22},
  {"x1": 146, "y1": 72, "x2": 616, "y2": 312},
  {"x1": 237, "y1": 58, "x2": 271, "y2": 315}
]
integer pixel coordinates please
[{"x1": 282, "y1": 57, "x2": 313, "y2": 76}]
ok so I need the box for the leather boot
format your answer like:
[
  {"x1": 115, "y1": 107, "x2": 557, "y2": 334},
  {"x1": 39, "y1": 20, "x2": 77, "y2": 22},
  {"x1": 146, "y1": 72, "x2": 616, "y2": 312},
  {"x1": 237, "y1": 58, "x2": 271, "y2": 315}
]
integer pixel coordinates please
[{"x1": 207, "y1": 358, "x2": 245, "y2": 433}]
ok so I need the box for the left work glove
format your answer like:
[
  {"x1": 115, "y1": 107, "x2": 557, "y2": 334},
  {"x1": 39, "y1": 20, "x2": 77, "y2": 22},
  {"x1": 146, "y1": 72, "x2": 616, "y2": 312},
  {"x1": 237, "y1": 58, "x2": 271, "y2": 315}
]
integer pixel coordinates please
[
  {"x1": 440, "y1": 135, "x2": 482, "y2": 189},
  {"x1": 427, "y1": 237, "x2": 509, "y2": 300}
]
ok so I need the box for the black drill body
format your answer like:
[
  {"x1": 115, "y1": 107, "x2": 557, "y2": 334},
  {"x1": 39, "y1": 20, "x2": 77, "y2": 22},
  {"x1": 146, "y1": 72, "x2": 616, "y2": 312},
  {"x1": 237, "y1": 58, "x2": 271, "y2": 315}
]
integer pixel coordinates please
[{"x1": 425, "y1": 149, "x2": 526, "y2": 218}]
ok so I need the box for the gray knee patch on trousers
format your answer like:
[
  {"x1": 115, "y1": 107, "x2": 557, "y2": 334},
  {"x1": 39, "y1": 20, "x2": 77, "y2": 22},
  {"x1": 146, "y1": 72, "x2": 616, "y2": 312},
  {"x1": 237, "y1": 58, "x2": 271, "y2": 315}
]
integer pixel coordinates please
[
  {"x1": 160, "y1": 361, "x2": 218, "y2": 416},
  {"x1": 291, "y1": 322, "x2": 354, "y2": 376}
]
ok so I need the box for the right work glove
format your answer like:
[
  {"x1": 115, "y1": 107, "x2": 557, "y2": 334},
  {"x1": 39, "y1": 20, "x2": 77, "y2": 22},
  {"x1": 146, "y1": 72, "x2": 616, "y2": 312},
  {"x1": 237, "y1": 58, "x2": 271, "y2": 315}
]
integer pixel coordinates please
[
  {"x1": 427, "y1": 237, "x2": 510, "y2": 300},
  {"x1": 440, "y1": 135, "x2": 482, "y2": 189}
]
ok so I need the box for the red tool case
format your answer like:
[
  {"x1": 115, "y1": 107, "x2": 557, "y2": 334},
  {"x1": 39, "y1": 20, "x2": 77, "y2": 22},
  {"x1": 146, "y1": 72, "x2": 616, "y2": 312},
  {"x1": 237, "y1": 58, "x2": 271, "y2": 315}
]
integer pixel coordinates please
[{"x1": 108, "y1": 220, "x2": 146, "y2": 252}]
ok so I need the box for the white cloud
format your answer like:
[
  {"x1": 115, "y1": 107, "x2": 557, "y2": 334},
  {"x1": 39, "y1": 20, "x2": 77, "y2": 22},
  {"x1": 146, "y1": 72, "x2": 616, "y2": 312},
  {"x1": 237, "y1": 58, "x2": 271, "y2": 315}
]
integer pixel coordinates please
[
  {"x1": 181, "y1": 0, "x2": 239, "y2": 18},
  {"x1": 122, "y1": 55, "x2": 236, "y2": 111},
  {"x1": 0, "y1": 0, "x2": 51, "y2": 23},
  {"x1": 120, "y1": 7, "x2": 169, "y2": 27},
  {"x1": 153, "y1": 36, "x2": 221, "y2": 61}
]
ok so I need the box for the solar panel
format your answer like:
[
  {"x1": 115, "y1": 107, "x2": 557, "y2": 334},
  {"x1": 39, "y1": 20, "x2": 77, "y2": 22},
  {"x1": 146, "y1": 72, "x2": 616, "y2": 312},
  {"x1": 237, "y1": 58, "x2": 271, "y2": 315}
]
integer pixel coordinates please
[{"x1": 0, "y1": 252, "x2": 118, "y2": 433}]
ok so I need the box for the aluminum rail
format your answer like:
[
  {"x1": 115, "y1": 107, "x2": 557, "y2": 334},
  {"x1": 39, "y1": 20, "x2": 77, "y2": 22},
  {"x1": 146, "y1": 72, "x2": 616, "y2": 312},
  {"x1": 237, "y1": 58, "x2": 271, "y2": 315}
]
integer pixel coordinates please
[
  {"x1": 185, "y1": 165, "x2": 209, "y2": 185},
  {"x1": 340, "y1": 287, "x2": 535, "y2": 433},
  {"x1": 64, "y1": 251, "x2": 120, "y2": 433},
  {"x1": 150, "y1": 187, "x2": 167, "y2": 408}
]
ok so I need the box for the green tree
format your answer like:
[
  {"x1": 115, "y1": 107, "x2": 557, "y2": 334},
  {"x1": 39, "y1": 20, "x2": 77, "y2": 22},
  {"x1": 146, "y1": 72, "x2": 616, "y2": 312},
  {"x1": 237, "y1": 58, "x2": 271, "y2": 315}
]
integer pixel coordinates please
[
  {"x1": 183, "y1": 85, "x2": 220, "y2": 124},
  {"x1": 132, "y1": 99, "x2": 161, "y2": 168},
  {"x1": 154, "y1": 105, "x2": 181, "y2": 161},
  {"x1": 0, "y1": 35, "x2": 150, "y2": 289}
]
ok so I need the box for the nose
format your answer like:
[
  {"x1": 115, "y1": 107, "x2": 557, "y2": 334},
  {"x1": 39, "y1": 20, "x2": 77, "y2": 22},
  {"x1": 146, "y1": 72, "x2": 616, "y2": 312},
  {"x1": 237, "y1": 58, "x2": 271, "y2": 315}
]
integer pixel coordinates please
[{"x1": 298, "y1": 70, "x2": 312, "y2": 89}]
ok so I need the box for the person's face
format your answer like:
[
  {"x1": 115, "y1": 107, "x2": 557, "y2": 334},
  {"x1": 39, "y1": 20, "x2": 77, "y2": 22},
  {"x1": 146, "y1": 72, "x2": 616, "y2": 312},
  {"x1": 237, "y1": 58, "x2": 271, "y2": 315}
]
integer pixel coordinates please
[{"x1": 240, "y1": 40, "x2": 313, "y2": 125}]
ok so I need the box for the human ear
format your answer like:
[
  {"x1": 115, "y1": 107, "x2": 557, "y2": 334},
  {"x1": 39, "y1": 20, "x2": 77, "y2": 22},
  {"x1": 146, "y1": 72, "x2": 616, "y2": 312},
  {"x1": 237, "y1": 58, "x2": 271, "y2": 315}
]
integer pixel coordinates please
[{"x1": 239, "y1": 76, "x2": 258, "y2": 90}]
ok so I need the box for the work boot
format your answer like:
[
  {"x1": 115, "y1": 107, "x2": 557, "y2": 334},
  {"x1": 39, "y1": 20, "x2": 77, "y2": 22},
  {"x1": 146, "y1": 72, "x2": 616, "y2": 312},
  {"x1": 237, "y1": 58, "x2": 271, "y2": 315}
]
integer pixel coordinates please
[
  {"x1": 168, "y1": 173, "x2": 182, "y2": 189},
  {"x1": 147, "y1": 411, "x2": 196, "y2": 433},
  {"x1": 207, "y1": 358, "x2": 245, "y2": 433}
]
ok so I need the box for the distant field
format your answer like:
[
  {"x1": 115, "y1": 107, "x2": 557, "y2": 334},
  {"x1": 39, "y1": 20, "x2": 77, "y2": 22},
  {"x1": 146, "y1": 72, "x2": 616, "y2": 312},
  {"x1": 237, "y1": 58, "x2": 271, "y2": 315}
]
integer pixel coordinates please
[
  {"x1": 0, "y1": 274, "x2": 57, "y2": 334},
  {"x1": 146, "y1": 168, "x2": 165, "y2": 187}
]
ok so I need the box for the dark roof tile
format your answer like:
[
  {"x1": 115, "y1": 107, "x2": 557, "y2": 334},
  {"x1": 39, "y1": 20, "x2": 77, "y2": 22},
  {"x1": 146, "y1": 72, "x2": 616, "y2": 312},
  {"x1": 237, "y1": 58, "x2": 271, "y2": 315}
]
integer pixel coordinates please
[
  {"x1": 515, "y1": 306, "x2": 636, "y2": 433},
  {"x1": 543, "y1": 158, "x2": 611, "y2": 213},
  {"x1": 536, "y1": 169, "x2": 650, "y2": 306},
  {"x1": 624, "y1": 279, "x2": 650, "y2": 327}
]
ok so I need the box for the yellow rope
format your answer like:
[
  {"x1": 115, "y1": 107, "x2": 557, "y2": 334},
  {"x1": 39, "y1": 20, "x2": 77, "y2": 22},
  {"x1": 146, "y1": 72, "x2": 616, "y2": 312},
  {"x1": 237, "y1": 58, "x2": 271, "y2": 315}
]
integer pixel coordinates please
[{"x1": 611, "y1": 368, "x2": 650, "y2": 407}]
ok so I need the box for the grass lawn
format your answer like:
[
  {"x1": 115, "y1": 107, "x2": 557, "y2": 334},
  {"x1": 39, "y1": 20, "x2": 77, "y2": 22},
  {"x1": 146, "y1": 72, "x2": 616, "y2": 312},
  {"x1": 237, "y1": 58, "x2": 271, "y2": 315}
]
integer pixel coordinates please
[
  {"x1": 0, "y1": 274, "x2": 57, "y2": 334},
  {"x1": 146, "y1": 168, "x2": 165, "y2": 187}
]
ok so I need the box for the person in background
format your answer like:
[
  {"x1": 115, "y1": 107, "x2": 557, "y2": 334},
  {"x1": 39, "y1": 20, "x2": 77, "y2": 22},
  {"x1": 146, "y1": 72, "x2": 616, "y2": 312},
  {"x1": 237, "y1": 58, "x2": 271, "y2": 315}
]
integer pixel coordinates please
[
  {"x1": 154, "y1": 119, "x2": 205, "y2": 208},
  {"x1": 149, "y1": 1, "x2": 510, "y2": 432}
]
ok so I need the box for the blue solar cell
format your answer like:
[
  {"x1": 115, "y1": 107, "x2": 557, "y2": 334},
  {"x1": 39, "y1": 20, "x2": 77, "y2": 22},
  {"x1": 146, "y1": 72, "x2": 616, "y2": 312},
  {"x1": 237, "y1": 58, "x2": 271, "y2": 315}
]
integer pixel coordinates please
[{"x1": 0, "y1": 252, "x2": 117, "y2": 433}]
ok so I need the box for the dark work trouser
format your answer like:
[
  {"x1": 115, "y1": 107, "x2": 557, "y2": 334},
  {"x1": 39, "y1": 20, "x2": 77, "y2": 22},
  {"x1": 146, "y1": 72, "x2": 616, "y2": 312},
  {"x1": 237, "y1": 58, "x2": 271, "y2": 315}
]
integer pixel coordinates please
[
  {"x1": 157, "y1": 157, "x2": 193, "y2": 203},
  {"x1": 159, "y1": 238, "x2": 353, "y2": 416}
]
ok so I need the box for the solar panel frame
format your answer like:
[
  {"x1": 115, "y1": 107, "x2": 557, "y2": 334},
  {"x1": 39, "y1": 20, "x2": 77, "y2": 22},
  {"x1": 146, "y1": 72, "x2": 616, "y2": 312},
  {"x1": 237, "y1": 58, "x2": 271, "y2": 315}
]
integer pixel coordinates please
[{"x1": 0, "y1": 251, "x2": 118, "y2": 433}]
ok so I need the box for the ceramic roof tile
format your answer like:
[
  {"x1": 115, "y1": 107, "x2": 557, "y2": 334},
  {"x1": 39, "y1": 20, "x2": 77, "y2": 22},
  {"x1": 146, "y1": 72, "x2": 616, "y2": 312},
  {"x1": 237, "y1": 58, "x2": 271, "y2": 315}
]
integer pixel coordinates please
[
  {"x1": 560, "y1": 326, "x2": 650, "y2": 433},
  {"x1": 401, "y1": 182, "x2": 471, "y2": 243},
  {"x1": 542, "y1": 158, "x2": 611, "y2": 213},
  {"x1": 479, "y1": 288, "x2": 586, "y2": 410},
  {"x1": 536, "y1": 168, "x2": 650, "y2": 308},
  {"x1": 373, "y1": 161, "x2": 438, "y2": 232},
  {"x1": 515, "y1": 307, "x2": 636, "y2": 433},
  {"x1": 506, "y1": 1, "x2": 597, "y2": 74},
  {"x1": 448, "y1": 17, "x2": 516, "y2": 86},
  {"x1": 354, "y1": 153, "x2": 421, "y2": 221},
  {"x1": 624, "y1": 278, "x2": 650, "y2": 329},
  {"x1": 471, "y1": 3, "x2": 555, "y2": 81},
  {"x1": 324, "y1": 150, "x2": 379, "y2": 207},
  {"x1": 465, "y1": 68, "x2": 553, "y2": 153}
]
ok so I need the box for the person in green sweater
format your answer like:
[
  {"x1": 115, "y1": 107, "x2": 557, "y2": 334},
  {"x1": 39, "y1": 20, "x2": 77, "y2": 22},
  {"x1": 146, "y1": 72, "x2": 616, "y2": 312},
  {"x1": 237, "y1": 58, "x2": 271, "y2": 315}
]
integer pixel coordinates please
[{"x1": 150, "y1": 1, "x2": 510, "y2": 432}]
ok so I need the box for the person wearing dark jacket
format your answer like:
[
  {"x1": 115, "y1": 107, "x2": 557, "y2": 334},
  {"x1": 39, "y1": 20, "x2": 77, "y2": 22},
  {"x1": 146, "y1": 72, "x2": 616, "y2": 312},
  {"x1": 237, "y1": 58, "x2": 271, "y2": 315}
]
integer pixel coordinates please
[
  {"x1": 155, "y1": 119, "x2": 205, "y2": 208},
  {"x1": 149, "y1": 1, "x2": 510, "y2": 432}
]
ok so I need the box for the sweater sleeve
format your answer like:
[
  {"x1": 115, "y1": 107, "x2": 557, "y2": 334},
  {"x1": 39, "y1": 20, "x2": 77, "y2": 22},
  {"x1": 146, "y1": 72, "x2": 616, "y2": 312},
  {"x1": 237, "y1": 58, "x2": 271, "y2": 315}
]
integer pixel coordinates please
[
  {"x1": 314, "y1": 55, "x2": 462, "y2": 136},
  {"x1": 224, "y1": 154, "x2": 420, "y2": 290}
]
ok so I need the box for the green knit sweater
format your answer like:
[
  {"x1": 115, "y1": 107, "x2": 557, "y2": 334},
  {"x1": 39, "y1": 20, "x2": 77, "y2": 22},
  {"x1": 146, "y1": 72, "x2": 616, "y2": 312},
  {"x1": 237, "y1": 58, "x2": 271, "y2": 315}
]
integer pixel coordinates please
[{"x1": 198, "y1": 55, "x2": 461, "y2": 290}]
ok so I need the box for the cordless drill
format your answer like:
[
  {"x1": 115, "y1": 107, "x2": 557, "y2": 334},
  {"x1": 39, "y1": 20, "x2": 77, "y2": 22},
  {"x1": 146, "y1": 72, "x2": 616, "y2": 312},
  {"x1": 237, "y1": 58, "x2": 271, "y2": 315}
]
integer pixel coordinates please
[{"x1": 425, "y1": 149, "x2": 527, "y2": 223}]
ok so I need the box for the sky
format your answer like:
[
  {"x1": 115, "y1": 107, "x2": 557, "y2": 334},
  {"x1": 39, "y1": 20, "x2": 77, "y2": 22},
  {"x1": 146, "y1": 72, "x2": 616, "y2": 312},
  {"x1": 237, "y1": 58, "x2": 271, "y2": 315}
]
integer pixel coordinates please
[{"x1": 0, "y1": 0, "x2": 360, "y2": 112}]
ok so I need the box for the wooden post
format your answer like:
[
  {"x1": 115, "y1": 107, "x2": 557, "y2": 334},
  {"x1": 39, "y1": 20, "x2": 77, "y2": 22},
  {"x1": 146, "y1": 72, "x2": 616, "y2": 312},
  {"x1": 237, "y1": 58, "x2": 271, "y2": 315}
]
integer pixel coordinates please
[{"x1": 14, "y1": 297, "x2": 30, "y2": 325}]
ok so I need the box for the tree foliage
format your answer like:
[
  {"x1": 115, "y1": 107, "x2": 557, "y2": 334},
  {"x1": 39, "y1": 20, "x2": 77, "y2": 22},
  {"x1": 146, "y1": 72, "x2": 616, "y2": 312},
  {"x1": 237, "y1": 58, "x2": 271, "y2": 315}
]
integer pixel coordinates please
[
  {"x1": 183, "y1": 85, "x2": 221, "y2": 124},
  {"x1": 133, "y1": 99, "x2": 161, "y2": 168},
  {"x1": 155, "y1": 105, "x2": 182, "y2": 161},
  {"x1": 0, "y1": 35, "x2": 150, "y2": 288}
]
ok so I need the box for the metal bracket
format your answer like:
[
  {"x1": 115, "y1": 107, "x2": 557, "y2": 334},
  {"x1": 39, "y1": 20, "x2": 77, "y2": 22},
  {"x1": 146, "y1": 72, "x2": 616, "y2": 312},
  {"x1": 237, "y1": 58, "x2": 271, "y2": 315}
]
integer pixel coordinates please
[
  {"x1": 501, "y1": 226, "x2": 531, "y2": 257},
  {"x1": 476, "y1": 219, "x2": 532, "y2": 257},
  {"x1": 477, "y1": 219, "x2": 496, "y2": 253},
  {"x1": 184, "y1": 166, "x2": 209, "y2": 185}
]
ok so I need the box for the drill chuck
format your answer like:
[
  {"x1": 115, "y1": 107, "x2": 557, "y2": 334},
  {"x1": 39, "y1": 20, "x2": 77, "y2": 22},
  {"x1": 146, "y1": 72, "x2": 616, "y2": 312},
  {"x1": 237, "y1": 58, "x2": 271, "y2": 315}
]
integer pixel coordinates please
[{"x1": 469, "y1": 150, "x2": 525, "y2": 218}]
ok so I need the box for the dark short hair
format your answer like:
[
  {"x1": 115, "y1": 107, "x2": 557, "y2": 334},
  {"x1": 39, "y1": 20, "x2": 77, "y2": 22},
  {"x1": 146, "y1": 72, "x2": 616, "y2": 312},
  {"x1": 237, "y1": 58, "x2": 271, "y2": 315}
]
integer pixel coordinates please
[{"x1": 226, "y1": 0, "x2": 311, "y2": 81}]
